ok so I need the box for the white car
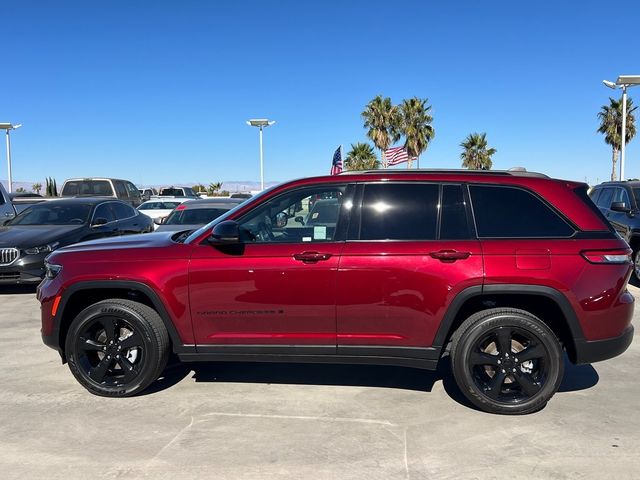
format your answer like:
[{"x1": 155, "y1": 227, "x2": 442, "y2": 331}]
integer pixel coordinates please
[{"x1": 137, "y1": 199, "x2": 189, "y2": 229}]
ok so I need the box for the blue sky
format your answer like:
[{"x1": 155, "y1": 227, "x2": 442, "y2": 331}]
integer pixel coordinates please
[{"x1": 2, "y1": 1, "x2": 639, "y2": 187}]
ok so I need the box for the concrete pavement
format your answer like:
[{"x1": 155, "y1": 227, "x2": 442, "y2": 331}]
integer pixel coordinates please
[{"x1": 0, "y1": 285, "x2": 638, "y2": 479}]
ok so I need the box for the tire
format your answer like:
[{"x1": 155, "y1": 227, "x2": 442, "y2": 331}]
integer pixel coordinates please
[
  {"x1": 450, "y1": 308, "x2": 564, "y2": 415},
  {"x1": 633, "y1": 250, "x2": 640, "y2": 282},
  {"x1": 65, "y1": 299, "x2": 170, "y2": 397}
]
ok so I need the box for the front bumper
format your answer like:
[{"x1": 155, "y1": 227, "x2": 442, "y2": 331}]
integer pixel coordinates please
[
  {"x1": 0, "y1": 261, "x2": 45, "y2": 284},
  {"x1": 574, "y1": 325, "x2": 634, "y2": 364}
]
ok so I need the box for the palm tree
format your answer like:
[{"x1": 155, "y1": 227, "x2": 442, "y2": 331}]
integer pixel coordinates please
[
  {"x1": 345, "y1": 143, "x2": 379, "y2": 171},
  {"x1": 460, "y1": 133, "x2": 496, "y2": 170},
  {"x1": 32, "y1": 183, "x2": 42, "y2": 194},
  {"x1": 192, "y1": 183, "x2": 206, "y2": 193},
  {"x1": 398, "y1": 97, "x2": 435, "y2": 167},
  {"x1": 207, "y1": 182, "x2": 223, "y2": 196},
  {"x1": 598, "y1": 97, "x2": 637, "y2": 181},
  {"x1": 362, "y1": 95, "x2": 400, "y2": 166}
]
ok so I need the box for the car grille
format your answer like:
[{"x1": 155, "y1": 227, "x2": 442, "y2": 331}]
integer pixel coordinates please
[
  {"x1": 0, "y1": 248, "x2": 19, "y2": 266},
  {"x1": 0, "y1": 272, "x2": 20, "y2": 280}
]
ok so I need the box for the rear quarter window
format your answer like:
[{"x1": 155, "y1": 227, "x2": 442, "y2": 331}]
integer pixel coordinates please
[{"x1": 469, "y1": 185, "x2": 575, "y2": 238}]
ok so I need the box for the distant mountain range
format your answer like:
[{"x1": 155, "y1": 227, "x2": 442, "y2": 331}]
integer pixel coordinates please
[{"x1": 1, "y1": 179, "x2": 281, "y2": 194}]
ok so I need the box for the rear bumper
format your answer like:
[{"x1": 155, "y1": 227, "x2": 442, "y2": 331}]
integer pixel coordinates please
[{"x1": 574, "y1": 325, "x2": 634, "y2": 364}]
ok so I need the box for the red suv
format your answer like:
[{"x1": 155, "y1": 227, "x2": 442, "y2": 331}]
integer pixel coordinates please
[{"x1": 38, "y1": 170, "x2": 634, "y2": 414}]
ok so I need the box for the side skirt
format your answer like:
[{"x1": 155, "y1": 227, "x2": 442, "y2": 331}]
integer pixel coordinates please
[{"x1": 178, "y1": 345, "x2": 441, "y2": 370}]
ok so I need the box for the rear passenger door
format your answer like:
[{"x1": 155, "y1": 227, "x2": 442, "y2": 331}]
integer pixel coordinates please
[{"x1": 336, "y1": 182, "x2": 483, "y2": 355}]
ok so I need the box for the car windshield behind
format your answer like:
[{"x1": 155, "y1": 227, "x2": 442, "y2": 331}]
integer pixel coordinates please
[
  {"x1": 164, "y1": 207, "x2": 231, "y2": 225},
  {"x1": 62, "y1": 180, "x2": 113, "y2": 196},
  {"x1": 8, "y1": 203, "x2": 93, "y2": 225},
  {"x1": 139, "y1": 201, "x2": 181, "y2": 210},
  {"x1": 160, "y1": 188, "x2": 185, "y2": 196}
]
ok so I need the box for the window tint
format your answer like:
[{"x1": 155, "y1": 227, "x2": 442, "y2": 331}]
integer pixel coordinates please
[
  {"x1": 62, "y1": 180, "x2": 113, "y2": 196},
  {"x1": 239, "y1": 186, "x2": 346, "y2": 243},
  {"x1": 111, "y1": 202, "x2": 135, "y2": 219},
  {"x1": 93, "y1": 203, "x2": 116, "y2": 223},
  {"x1": 114, "y1": 181, "x2": 128, "y2": 198},
  {"x1": 165, "y1": 208, "x2": 231, "y2": 225},
  {"x1": 9, "y1": 203, "x2": 92, "y2": 225},
  {"x1": 596, "y1": 188, "x2": 614, "y2": 208},
  {"x1": 469, "y1": 185, "x2": 574, "y2": 238},
  {"x1": 360, "y1": 183, "x2": 438, "y2": 240},
  {"x1": 612, "y1": 187, "x2": 630, "y2": 206},
  {"x1": 126, "y1": 182, "x2": 140, "y2": 198},
  {"x1": 440, "y1": 185, "x2": 471, "y2": 239},
  {"x1": 588, "y1": 188, "x2": 601, "y2": 204}
]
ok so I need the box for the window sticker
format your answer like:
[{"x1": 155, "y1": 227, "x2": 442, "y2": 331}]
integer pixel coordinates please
[
  {"x1": 314, "y1": 226, "x2": 327, "y2": 240},
  {"x1": 303, "y1": 236, "x2": 312, "y2": 242}
]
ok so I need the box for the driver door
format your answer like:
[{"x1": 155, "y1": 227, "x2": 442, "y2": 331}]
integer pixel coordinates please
[{"x1": 189, "y1": 184, "x2": 352, "y2": 351}]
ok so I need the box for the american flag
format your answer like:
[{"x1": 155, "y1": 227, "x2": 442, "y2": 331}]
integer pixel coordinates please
[
  {"x1": 384, "y1": 146, "x2": 417, "y2": 167},
  {"x1": 330, "y1": 146, "x2": 343, "y2": 175}
]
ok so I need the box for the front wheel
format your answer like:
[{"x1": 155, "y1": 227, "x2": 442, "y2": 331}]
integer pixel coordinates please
[
  {"x1": 65, "y1": 299, "x2": 170, "y2": 397},
  {"x1": 450, "y1": 308, "x2": 564, "y2": 415}
]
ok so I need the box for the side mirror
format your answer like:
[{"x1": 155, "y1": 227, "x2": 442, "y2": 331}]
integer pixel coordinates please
[
  {"x1": 154, "y1": 217, "x2": 165, "y2": 225},
  {"x1": 610, "y1": 202, "x2": 631, "y2": 213},
  {"x1": 294, "y1": 216, "x2": 304, "y2": 225},
  {"x1": 92, "y1": 217, "x2": 108, "y2": 227},
  {"x1": 208, "y1": 220, "x2": 240, "y2": 243},
  {"x1": 275, "y1": 212, "x2": 288, "y2": 228}
]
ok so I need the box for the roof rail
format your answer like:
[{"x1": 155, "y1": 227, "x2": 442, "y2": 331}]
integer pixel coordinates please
[{"x1": 338, "y1": 168, "x2": 549, "y2": 178}]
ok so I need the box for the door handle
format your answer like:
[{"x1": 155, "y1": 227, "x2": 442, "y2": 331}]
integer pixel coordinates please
[
  {"x1": 429, "y1": 250, "x2": 471, "y2": 262},
  {"x1": 293, "y1": 251, "x2": 332, "y2": 263}
]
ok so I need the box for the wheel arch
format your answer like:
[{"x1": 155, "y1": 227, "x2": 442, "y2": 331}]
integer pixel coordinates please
[
  {"x1": 55, "y1": 280, "x2": 193, "y2": 360},
  {"x1": 435, "y1": 284, "x2": 585, "y2": 363}
]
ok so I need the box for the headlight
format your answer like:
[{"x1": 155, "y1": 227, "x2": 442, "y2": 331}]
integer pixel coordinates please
[
  {"x1": 44, "y1": 261, "x2": 63, "y2": 279},
  {"x1": 25, "y1": 242, "x2": 60, "y2": 255}
]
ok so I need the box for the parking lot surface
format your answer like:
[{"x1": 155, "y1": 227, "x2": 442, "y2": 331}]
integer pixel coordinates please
[{"x1": 1, "y1": 285, "x2": 639, "y2": 480}]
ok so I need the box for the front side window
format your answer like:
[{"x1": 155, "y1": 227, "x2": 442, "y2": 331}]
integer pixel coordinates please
[
  {"x1": 469, "y1": 185, "x2": 574, "y2": 238},
  {"x1": 238, "y1": 186, "x2": 346, "y2": 243},
  {"x1": 612, "y1": 187, "x2": 631, "y2": 207},
  {"x1": 596, "y1": 188, "x2": 614, "y2": 209},
  {"x1": 93, "y1": 203, "x2": 116, "y2": 223},
  {"x1": 359, "y1": 183, "x2": 439, "y2": 240}
]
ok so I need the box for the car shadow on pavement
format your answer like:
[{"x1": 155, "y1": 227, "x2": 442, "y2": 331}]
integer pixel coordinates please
[
  {"x1": 0, "y1": 285, "x2": 38, "y2": 295},
  {"x1": 145, "y1": 354, "x2": 600, "y2": 411}
]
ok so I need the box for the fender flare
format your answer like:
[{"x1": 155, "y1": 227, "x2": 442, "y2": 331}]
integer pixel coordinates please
[
  {"x1": 432, "y1": 284, "x2": 585, "y2": 349},
  {"x1": 55, "y1": 280, "x2": 194, "y2": 355}
]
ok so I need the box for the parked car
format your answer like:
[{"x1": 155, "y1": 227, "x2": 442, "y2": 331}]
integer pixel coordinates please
[
  {"x1": 155, "y1": 198, "x2": 243, "y2": 232},
  {"x1": 229, "y1": 192, "x2": 252, "y2": 199},
  {"x1": 589, "y1": 181, "x2": 640, "y2": 279},
  {"x1": 38, "y1": 170, "x2": 633, "y2": 414},
  {"x1": 10, "y1": 192, "x2": 48, "y2": 214},
  {"x1": 0, "y1": 198, "x2": 153, "y2": 284},
  {"x1": 138, "y1": 188, "x2": 158, "y2": 201},
  {"x1": 137, "y1": 199, "x2": 188, "y2": 229},
  {"x1": 158, "y1": 186, "x2": 199, "y2": 199},
  {"x1": 61, "y1": 178, "x2": 143, "y2": 207},
  {"x1": 0, "y1": 182, "x2": 17, "y2": 223}
]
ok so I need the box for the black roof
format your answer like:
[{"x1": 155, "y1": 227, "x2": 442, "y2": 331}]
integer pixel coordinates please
[{"x1": 25, "y1": 197, "x2": 126, "y2": 206}]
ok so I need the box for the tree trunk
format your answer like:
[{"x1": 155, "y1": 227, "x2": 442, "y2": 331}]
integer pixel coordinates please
[{"x1": 611, "y1": 147, "x2": 619, "y2": 181}]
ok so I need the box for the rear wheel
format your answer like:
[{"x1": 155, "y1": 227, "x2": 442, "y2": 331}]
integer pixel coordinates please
[
  {"x1": 450, "y1": 308, "x2": 564, "y2": 415},
  {"x1": 65, "y1": 299, "x2": 170, "y2": 397}
]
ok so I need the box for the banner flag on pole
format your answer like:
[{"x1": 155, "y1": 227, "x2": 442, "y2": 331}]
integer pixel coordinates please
[{"x1": 330, "y1": 146, "x2": 343, "y2": 175}]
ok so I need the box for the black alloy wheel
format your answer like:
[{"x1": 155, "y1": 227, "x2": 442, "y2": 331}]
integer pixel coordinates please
[
  {"x1": 65, "y1": 299, "x2": 169, "y2": 397},
  {"x1": 451, "y1": 308, "x2": 564, "y2": 415}
]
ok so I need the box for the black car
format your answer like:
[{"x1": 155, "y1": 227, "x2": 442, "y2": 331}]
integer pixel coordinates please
[
  {"x1": 0, "y1": 198, "x2": 153, "y2": 284},
  {"x1": 589, "y1": 181, "x2": 640, "y2": 278}
]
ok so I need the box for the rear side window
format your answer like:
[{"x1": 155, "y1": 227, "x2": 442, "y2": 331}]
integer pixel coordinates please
[
  {"x1": 469, "y1": 185, "x2": 574, "y2": 238},
  {"x1": 93, "y1": 203, "x2": 116, "y2": 223},
  {"x1": 360, "y1": 183, "x2": 438, "y2": 240},
  {"x1": 114, "y1": 181, "x2": 128, "y2": 198},
  {"x1": 440, "y1": 185, "x2": 471, "y2": 239}
]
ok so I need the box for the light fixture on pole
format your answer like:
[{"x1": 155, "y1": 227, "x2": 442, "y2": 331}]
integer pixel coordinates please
[
  {"x1": 246, "y1": 119, "x2": 275, "y2": 191},
  {"x1": 602, "y1": 75, "x2": 640, "y2": 181},
  {"x1": 0, "y1": 123, "x2": 22, "y2": 193}
]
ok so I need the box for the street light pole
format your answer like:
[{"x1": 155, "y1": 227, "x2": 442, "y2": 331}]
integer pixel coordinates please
[
  {"x1": 0, "y1": 123, "x2": 22, "y2": 193},
  {"x1": 621, "y1": 85, "x2": 628, "y2": 181},
  {"x1": 603, "y1": 76, "x2": 640, "y2": 181},
  {"x1": 246, "y1": 119, "x2": 275, "y2": 191}
]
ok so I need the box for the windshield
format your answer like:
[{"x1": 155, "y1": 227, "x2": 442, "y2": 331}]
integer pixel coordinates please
[
  {"x1": 184, "y1": 186, "x2": 276, "y2": 243},
  {"x1": 164, "y1": 207, "x2": 231, "y2": 225},
  {"x1": 160, "y1": 188, "x2": 185, "y2": 196},
  {"x1": 8, "y1": 203, "x2": 93, "y2": 225}
]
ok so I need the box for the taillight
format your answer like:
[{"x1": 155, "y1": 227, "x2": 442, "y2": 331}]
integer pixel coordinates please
[
  {"x1": 175, "y1": 205, "x2": 187, "y2": 211},
  {"x1": 581, "y1": 249, "x2": 632, "y2": 264}
]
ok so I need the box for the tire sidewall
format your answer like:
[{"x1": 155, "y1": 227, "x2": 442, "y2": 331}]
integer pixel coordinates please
[
  {"x1": 452, "y1": 312, "x2": 564, "y2": 415},
  {"x1": 65, "y1": 302, "x2": 160, "y2": 397}
]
